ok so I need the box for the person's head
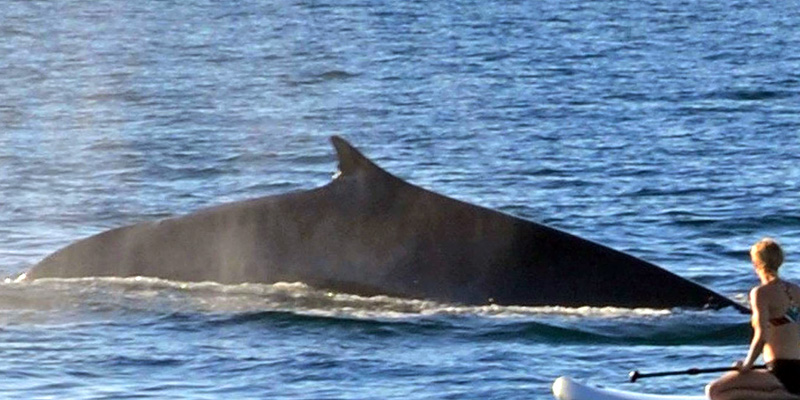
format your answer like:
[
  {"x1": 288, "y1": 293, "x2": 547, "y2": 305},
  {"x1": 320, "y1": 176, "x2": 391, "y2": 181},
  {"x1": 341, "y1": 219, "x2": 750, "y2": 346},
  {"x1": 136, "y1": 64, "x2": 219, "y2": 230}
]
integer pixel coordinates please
[{"x1": 750, "y1": 237, "x2": 784, "y2": 275}]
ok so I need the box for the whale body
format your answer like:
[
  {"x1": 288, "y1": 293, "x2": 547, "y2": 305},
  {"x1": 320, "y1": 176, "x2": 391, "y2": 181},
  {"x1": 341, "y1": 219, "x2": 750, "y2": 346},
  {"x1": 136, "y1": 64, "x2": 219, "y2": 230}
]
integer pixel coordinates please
[{"x1": 27, "y1": 136, "x2": 746, "y2": 312}]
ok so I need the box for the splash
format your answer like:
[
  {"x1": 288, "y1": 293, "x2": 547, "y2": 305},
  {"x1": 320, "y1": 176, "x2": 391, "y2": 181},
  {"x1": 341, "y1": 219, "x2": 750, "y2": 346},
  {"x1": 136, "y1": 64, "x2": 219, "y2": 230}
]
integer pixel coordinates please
[{"x1": 0, "y1": 276, "x2": 726, "y2": 318}]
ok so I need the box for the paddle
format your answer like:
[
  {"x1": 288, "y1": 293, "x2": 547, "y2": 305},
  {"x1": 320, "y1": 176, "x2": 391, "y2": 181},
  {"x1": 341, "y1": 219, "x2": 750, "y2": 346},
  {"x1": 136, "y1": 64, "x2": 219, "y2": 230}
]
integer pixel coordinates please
[{"x1": 629, "y1": 365, "x2": 767, "y2": 382}]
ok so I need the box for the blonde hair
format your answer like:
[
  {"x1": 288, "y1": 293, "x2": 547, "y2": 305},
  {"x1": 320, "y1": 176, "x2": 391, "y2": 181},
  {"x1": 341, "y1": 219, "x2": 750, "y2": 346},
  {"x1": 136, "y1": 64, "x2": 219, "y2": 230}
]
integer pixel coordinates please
[{"x1": 750, "y1": 238, "x2": 784, "y2": 273}]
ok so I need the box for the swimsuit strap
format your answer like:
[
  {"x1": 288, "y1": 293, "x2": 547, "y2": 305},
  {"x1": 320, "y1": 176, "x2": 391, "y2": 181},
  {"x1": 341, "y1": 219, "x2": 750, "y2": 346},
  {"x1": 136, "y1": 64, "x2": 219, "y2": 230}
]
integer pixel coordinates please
[
  {"x1": 779, "y1": 280, "x2": 800, "y2": 325},
  {"x1": 768, "y1": 281, "x2": 800, "y2": 326},
  {"x1": 782, "y1": 281, "x2": 798, "y2": 309}
]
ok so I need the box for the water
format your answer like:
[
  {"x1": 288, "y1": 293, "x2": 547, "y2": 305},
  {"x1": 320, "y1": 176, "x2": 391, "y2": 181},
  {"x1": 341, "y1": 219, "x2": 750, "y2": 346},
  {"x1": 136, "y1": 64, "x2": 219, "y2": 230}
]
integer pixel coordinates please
[{"x1": 1, "y1": 0, "x2": 799, "y2": 398}]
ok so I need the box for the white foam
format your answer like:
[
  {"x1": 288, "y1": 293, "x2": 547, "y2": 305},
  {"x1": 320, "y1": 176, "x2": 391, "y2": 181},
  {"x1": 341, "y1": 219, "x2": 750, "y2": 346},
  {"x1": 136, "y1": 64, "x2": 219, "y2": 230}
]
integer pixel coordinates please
[{"x1": 0, "y1": 276, "x2": 695, "y2": 320}]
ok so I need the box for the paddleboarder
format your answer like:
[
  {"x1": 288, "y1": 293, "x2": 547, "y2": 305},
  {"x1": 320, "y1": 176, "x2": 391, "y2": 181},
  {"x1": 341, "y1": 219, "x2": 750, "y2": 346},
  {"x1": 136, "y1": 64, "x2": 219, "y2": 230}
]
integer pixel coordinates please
[{"x1": 706, "y1": 238, "x2": 800, "y2": 400}]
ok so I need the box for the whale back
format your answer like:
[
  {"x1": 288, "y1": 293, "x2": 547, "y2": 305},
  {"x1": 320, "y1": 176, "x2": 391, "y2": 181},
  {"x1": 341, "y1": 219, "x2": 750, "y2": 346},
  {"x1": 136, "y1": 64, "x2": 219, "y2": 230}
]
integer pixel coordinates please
[{"x1": 27, "y1": 136, "x2": 746, "y2": 312}]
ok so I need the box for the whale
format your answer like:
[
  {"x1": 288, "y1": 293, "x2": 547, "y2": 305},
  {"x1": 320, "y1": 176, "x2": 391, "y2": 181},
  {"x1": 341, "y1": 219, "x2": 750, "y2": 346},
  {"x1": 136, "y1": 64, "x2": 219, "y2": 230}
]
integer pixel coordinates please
[{"x1": 26, "y1": 136, "x2": 747, "y2": 312}]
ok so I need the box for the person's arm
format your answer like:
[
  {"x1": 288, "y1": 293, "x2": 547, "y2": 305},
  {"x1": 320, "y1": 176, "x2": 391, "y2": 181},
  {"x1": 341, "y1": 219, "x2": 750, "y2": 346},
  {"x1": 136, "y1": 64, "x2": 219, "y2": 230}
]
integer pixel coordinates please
[{"x1": 742, "y1": 287, "x2": 769, "y2": 369}]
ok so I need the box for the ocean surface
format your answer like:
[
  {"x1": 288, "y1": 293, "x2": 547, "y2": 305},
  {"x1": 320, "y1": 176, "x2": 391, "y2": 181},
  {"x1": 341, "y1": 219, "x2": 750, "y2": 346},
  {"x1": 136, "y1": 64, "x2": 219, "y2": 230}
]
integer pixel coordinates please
[{"x1": 2, "y1": 0, "x2": 799, "y2": 398}]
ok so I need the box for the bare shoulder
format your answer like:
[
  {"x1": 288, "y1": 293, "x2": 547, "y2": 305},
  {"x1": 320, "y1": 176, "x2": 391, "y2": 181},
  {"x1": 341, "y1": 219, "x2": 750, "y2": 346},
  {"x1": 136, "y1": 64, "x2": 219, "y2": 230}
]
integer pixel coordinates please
[
  {"x1": 750, "y1": 284, "x2": 771, "y2": 297},
  {"x1": 749, "y1": 285, "x2": 770, "y2": 307},
  {"x1": 750, "y1": 283, "x2": 779, "y2": 303}
]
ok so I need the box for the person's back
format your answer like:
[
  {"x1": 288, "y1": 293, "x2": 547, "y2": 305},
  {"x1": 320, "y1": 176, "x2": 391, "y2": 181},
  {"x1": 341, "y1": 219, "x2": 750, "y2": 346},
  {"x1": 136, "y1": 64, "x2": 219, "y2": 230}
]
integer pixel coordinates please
[{"x1": 758, "y1": 279, "x2": 800, "y2": 362}]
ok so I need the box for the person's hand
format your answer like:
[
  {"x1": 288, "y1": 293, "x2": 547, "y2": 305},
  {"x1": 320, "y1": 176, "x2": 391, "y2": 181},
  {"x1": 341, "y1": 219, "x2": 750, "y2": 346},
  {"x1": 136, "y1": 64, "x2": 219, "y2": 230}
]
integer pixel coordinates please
[{"x1": 732, "y1": 360, "x2": 753, "y2": 372}]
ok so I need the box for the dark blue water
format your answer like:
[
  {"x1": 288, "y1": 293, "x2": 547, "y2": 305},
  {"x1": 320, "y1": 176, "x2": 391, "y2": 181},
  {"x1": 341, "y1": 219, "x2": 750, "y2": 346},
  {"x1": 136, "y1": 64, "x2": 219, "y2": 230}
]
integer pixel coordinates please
[{"x1": 2, "y1": 0, "x2": 800, "y2": 398}]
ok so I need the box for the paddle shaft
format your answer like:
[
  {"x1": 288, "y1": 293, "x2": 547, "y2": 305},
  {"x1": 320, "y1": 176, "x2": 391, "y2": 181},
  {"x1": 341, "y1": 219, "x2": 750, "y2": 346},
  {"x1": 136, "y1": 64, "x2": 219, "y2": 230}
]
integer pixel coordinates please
[{"x1": 629, "y1": 365, "x2": 767, "y2": 382}]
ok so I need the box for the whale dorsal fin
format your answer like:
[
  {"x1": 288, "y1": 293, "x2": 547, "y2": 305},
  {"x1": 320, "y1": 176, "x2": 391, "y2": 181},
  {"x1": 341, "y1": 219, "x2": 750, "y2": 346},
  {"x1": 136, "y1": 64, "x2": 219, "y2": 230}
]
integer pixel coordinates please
[{"x1": 331, "y1": 136, "x2": 381, "y2": 176}]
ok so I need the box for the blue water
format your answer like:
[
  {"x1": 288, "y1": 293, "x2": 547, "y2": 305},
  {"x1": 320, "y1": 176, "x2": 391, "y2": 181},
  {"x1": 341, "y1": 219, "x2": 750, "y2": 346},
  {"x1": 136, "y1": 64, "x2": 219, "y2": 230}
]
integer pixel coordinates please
[{"x1": 2, "y1": 0, "x2": 800, "y2": 398}]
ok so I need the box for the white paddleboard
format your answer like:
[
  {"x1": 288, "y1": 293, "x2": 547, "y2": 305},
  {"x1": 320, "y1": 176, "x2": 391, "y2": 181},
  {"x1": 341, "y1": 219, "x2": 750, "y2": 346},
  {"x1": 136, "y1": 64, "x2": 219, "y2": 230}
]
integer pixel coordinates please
[{"x1": 552, "y1": 376, "x2": 706, "y2": 400}]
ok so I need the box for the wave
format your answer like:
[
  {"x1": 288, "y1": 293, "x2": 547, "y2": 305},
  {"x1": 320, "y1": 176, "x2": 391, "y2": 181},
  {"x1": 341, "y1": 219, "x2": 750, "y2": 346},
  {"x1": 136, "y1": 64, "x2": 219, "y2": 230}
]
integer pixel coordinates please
[
  {"x1": 190, "y1": 308, "x2": 750, "y2": 346},
  {"x1": 0, "y1": 277, "x2": 750, "y2": 345},
  {"x1": 470, "y1": 319, "x2": 749, "y2": 346},
  {"x1": 282, "y1": 70, "x2": 360, "y2": 86},
  {"x1": 702, "y1": 89, "x2": 794, "y2": 102},
  {"x1": 667, "y1": 212, "x2": 800, "y2": 232}
]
